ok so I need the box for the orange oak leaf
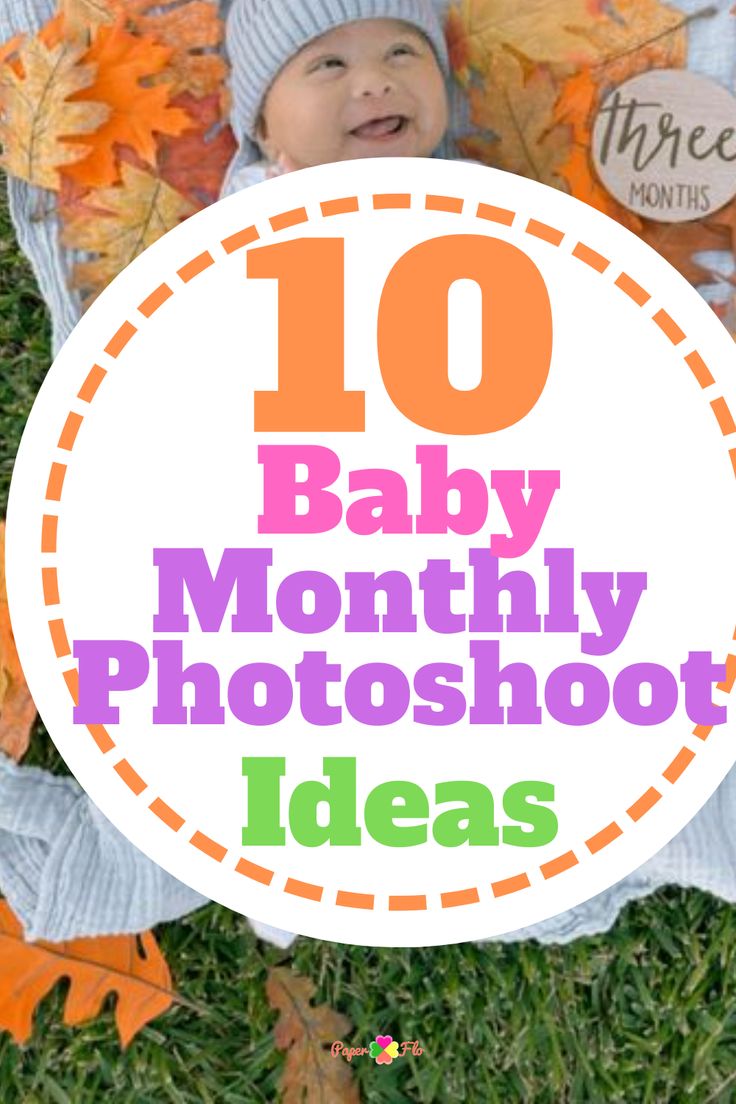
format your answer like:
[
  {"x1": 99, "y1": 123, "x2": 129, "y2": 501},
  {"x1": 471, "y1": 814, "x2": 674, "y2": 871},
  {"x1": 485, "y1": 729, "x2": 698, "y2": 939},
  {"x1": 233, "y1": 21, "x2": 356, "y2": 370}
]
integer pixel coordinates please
[
  {"x1": 0, "y1": 35, "x2": 108, "y2": 190},
  {"x1": 552, "y1": 67, "x2": 642, "y2": 230},
  {"x1": 0, "y1": 899, "x2": 174, "y2": 1048},
  {"x1": 458, "y1": 50, "x2": 571, "y2": 189},
  {"x1": 62, "y1": 16, "x2": 191, "y2": 188},
  {"x1": 551, "y1": 66, "x2": 597, "y2": 146},
  {"x1": 60, "y1": 159, "x2": 196, "y2": 304},
  {"x1": 0, "y1": 522, "x2": 36, "y2": 762},
  {"x1": 110, "y1": 0, "x2": 227, "y2": 99},
  {"x1": 266, "y1": 966, "x2": 361, "y2": 1104}
]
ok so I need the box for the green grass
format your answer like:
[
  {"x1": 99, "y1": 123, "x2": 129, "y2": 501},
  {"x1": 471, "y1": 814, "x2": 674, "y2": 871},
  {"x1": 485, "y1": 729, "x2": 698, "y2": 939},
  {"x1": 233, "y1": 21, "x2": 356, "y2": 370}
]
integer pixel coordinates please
[{"x1": 3, "y1": 180, "x2": 736, "y2": 1103}]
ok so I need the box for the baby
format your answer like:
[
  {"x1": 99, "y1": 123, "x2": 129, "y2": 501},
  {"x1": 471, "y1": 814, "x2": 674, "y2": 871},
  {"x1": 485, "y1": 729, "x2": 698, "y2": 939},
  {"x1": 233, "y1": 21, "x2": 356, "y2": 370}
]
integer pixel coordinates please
[
  {"x1": 5, "y1": 0, "x2": 735, "y2": 958},
  {"x1": 221, "y1": 0, "x2": 456, "y2": 194}
]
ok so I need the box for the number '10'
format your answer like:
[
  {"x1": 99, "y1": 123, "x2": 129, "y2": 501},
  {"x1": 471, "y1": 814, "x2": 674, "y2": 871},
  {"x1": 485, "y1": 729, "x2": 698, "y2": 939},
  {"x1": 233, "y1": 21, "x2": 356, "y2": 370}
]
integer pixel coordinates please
[{"x1": 247, "y1": 234, "x2": 553, "y2": 435}]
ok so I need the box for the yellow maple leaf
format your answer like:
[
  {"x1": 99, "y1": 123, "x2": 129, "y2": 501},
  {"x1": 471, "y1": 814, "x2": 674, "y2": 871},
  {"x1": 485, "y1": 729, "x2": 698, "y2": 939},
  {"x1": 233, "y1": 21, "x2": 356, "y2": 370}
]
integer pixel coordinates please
[
  {"x1": 449, "y1": 0, "x2": 608, "y2": 77},
  {"x1": 573, "y1": 0, "x2": 688, "y2": 91},
  {"x1": 60, "y1": 159, "x2": 195, "y2": 304},
  {"x1": 0, "y1": 36, "x2": 108, "y2": 190},
  {"x1": 460, "y1": 50, "x2": 571, "y2": 188}
]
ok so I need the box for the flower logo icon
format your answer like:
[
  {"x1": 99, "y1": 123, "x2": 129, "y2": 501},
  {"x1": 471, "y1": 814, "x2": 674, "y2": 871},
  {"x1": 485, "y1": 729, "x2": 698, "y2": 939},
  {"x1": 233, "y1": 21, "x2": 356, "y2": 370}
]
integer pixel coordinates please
[{"x1": 369, "y1": 1034, "x2": 400, "y2": 1065}]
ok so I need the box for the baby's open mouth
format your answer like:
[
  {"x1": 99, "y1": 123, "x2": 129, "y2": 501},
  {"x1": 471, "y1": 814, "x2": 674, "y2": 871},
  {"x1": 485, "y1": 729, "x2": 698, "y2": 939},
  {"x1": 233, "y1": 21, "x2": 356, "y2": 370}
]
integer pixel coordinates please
[{"x1": 350, "y1": 115, "x2": 408, "y2": 139}]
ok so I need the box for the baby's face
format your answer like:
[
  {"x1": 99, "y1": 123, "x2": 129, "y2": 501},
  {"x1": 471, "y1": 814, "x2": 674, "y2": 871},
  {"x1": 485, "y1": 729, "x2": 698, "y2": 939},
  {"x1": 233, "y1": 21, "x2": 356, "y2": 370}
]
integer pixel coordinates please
[{"x1": 257, "y1": 18, "x2": 449, "y2": 169}]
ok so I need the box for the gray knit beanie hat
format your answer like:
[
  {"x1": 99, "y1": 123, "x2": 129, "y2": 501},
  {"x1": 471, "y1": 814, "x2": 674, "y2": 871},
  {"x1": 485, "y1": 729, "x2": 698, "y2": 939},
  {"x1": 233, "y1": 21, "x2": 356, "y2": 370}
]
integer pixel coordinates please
[{"x1": 226, "y1": 0, "x2": 450, "y2": 145}]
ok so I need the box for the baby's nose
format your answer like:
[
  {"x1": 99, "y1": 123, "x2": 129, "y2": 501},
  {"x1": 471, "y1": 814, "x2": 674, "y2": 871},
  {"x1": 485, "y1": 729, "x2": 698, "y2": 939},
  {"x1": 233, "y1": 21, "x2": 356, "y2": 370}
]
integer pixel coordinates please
[{"x1": 354, "y1": 64, "x2": 394, "y2": 97}]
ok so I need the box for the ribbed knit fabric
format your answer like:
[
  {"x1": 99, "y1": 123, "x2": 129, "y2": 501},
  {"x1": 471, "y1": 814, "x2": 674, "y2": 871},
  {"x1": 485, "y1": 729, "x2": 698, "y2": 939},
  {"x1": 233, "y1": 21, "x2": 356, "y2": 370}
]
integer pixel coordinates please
[{"x1": 1, "y1": 0, "x2": 736, "y2": 951}]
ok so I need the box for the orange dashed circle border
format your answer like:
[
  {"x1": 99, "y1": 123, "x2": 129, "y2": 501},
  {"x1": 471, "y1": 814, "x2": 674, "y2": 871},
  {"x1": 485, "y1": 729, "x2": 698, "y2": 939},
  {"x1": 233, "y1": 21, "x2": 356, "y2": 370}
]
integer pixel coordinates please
[{"x1": 38, "y1": 189, "x2": 736, "y2": 915}]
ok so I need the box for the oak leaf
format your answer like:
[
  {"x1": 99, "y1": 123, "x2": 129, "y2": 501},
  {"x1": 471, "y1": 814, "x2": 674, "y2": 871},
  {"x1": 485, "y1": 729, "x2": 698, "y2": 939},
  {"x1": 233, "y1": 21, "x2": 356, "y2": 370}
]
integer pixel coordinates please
[
  {"x1": 552, "y1": 68, "x2": 642, "y2": 231},
  {"x1": 0, "y1": 33, "x2": 23, "y2": 68},
  {"x1": 111, "y1": 0, "x2": 227, "y2": 99},
  {"x1": 63, "y1": 0, "x2": 116, "y2": 31},
  {"x1": 0, "y1": 899, "x2": 174, "y2": 1047},
  {"x1": 266, "y1": 966, "x2": 361, "y2": 1104},
  {"x1": 63, "y1": 17, "x2": 191, "y2": 188},
  {"x1": 0, "y1": 523, "x2": 36, "y2": 762},
  {"x1": 458, "y1": 50, "x2": 570, "y2": 189},
  {"x1": 38, "y1": 11, "x2": 69, "y2": 50},
  {"x1": 0, "y1": 36, "x2": 108, "y2": 190},
  {"x1": 60, "y1": 0, "x2": 116, "y2": 40},
  {"x1": 60, "y1": 160, "x2": 196, "y2": 304},
  {"x1": 153, "y1": 91, "x2": 236, "y2": 208}
]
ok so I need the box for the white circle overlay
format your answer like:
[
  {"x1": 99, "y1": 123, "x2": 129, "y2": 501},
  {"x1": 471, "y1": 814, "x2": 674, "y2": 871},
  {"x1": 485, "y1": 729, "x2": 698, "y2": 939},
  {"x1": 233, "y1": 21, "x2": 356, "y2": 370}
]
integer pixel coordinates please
[{"x1": 7, "y1": 158, "x2": 736, "y2": 947}]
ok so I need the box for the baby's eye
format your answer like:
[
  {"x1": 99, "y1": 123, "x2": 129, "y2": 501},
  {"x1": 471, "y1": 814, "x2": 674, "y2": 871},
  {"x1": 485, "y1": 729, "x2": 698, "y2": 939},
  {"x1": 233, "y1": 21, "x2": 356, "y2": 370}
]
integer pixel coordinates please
[
  {"x1": 312, "y1": 56, "x2": 345, "y2": 71},
  {"x1": 389, "y1": 42, "x2": 418, "y2": 58}
]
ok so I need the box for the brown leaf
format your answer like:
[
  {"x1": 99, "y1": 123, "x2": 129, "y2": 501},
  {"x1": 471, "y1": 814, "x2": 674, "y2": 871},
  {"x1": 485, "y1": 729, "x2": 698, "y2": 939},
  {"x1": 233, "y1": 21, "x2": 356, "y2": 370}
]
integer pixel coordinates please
[
  {"x1": 0, "y1": 899, "x2": 174, "y2": 1047},
  {"x1": 459, "y1": 50, "x2": 571, "y2": 188},
  {"x1": 266, "y1": 966, "x2": 361, "y2": 1104},
  {"x1": 0, "y1": 522, "x2": 36, "y2": 762},
  {"x1": 0, "y1": 35, "x2": 109, "y2": 190},
  {"x1": 154, "y1": 91, "x2": 236, "y2": 208},
  {"x1": 60, "y1": 159, "x2": 195, "y2": 304},
  {"x1": 111, "y1": 0, "x2": 227, "y2": 99}
]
